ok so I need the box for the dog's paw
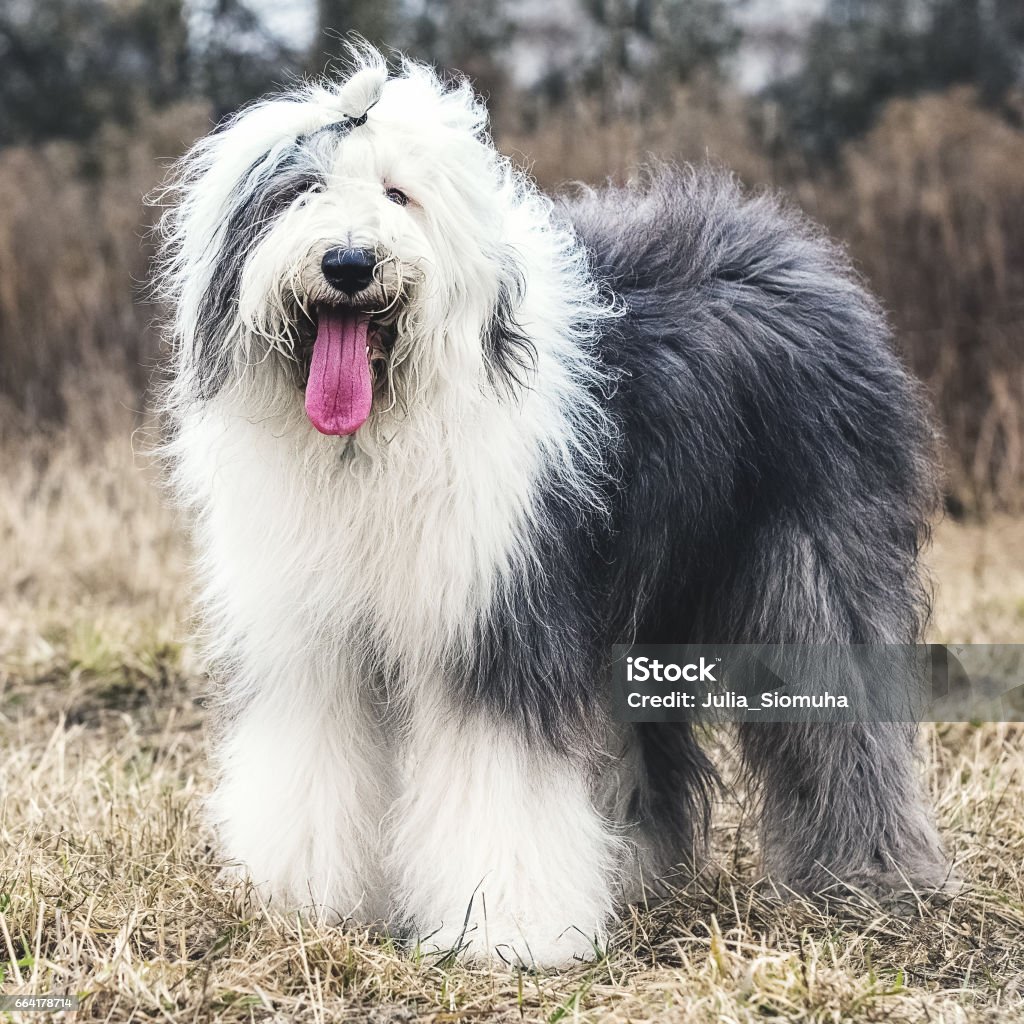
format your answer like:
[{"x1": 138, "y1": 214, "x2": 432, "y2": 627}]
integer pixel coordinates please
[
  {"x1": 759, "y1": 867, "x2": 963, "y2": 916},
  {"x1": 413, "y1": 915, "x2": 603, "y2": 970}
]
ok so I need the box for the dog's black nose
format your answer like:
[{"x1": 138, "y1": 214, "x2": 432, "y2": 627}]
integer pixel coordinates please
[{"x1": 321, "y1": 247, "x2": 376, "y2": 295}]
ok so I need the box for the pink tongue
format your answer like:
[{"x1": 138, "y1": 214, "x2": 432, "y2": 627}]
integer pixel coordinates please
[{"x1": 305, "y1": 307, "x2": 373, "y2": 436}]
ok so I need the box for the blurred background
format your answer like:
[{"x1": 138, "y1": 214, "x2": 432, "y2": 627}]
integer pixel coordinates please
[
  {"x1": 0, "y1": 0, "x2": 1022, "y2": 526},
  {"x1": 1, "y1": 1, "x2": 1023, "y2": 517}
]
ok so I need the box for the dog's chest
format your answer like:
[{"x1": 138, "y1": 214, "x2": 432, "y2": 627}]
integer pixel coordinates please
[
  {"x1": 185, "y1": 397, "x2": 549, "y2": 689},
  {"x1": 326, "y1": 440, "x2": 535, "y2": 661}
]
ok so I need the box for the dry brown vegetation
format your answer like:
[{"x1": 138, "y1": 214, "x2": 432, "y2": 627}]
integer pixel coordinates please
[
  {"x1": 0, "y1": 105, "x2": 206, "y2": 423},
  {"x1": 817, "y1": 91, "x2": 1024, "y2": 512},
  {"x1": 505, "y1": 85, "x2": 1024, "y2": 511},
  {"x1": 1, "y1": 379, "x2": 1023, "y2": 1021}
]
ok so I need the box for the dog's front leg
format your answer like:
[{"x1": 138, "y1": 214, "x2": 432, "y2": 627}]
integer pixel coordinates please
[
  {"x1": 388, "y1": 707, "x2": 619, "y2": 969},
  {"x1": 209, "y1": 665, "x2": 392, "y2": 925}
]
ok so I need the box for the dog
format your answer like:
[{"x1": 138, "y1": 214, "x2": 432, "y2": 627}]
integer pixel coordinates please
[{"x1": 156, "y1": 44, "x2": 949, "y2": 968}]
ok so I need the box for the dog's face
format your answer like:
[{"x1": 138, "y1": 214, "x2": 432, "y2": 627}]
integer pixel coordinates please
[{"x1": 161, "y1": 52, "x2": 533, "y2": 436}]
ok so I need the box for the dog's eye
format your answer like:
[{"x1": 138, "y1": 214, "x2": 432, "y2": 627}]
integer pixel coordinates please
[{"x1": 384, "y1": 186, "x2": 409, "y2": 207}]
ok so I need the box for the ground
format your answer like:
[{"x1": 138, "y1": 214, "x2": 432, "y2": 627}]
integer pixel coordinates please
[{"x1": 1, "y1": 405, "x2": 1022, "y2": 1022}]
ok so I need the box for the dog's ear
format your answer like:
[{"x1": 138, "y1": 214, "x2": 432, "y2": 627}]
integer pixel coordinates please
[
  {"x1": 483, "y1": 250, "x2": 537, "y2": 397},
  {"x1": 192, "y1": 148, "x2": 319, "y2": 401}
]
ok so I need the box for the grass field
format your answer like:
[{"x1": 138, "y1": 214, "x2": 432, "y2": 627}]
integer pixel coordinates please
[{"x1": 1, "y1": 400, "x2": 1022, "y2": 1022}]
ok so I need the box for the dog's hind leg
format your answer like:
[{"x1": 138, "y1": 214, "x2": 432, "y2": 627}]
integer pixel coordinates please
[
  {"x1": 739, "y1": 719, "x2": 949, "y2": 895},
  {"x1": 607, "y1": 723, "x2": 717, "y2": 899},
  {"x1": 713, "y1": 518, "x2": 950, "y2": 896},
  {"x1": 387, "y1": 706, "x2": 621, "y2": 968}
]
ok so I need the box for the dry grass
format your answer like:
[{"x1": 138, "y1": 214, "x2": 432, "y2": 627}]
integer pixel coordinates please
[
  {"x1": 810, "y1": 89, "x2": 1024, "y2": 512},
  {"x1": 0, "y1": 105, "x2": 207, "y2": 420},
  {"x1": 1, "y1": 389, "x2": 1023, "y2": 1022},
  {"x1": 930, "y1": 514, "x2": 1024, "y2": 645}
]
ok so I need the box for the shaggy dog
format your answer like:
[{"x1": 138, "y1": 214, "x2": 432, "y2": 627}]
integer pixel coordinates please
[{"x1": 157, "y1": 45, "x2": 948, "y2": 967}]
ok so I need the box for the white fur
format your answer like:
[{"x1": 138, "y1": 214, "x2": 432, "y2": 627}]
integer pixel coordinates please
[
  {"x1": 158, "y1": 46, "x2": 632, "y2": 967},
  {"x1": 389, "y1": 714, "x2": 622, "y2": 966}
]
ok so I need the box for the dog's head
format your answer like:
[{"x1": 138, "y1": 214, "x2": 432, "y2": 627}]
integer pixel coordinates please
[{"x1": 158, "y1": 45, "x2": 540, "y2": 437}]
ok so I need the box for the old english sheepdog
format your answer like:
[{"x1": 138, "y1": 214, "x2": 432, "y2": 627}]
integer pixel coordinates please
[{"x1": 156, "y1": 46, "x2": 949, "y2": 967}]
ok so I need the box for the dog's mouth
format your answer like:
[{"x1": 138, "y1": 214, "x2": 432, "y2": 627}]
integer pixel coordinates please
[{"x1": 296, "y1": 304, "x2": 394, "y2": 436}]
